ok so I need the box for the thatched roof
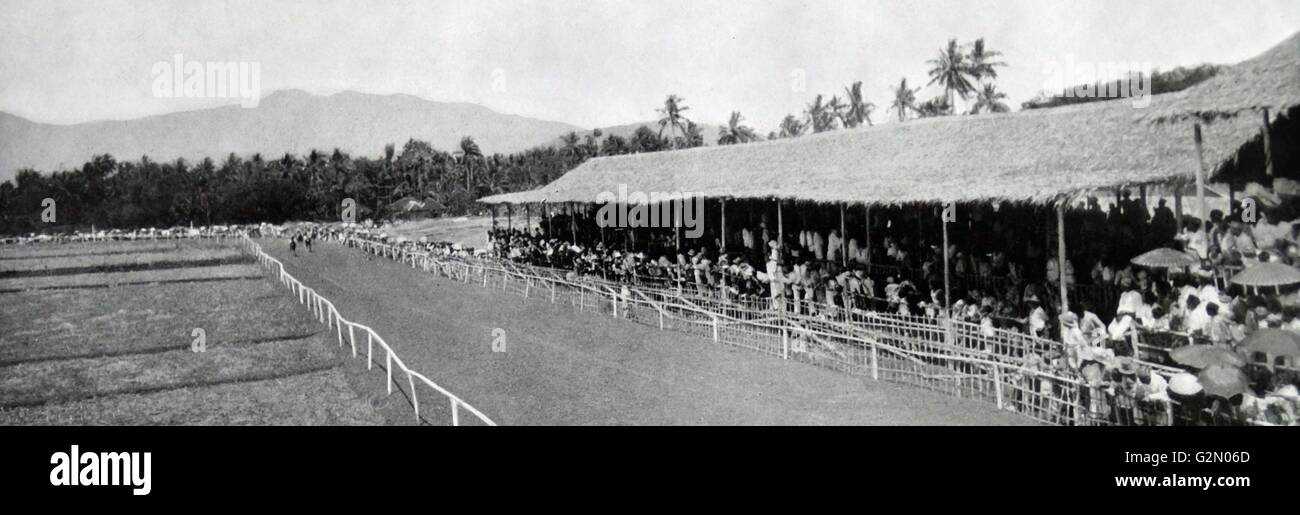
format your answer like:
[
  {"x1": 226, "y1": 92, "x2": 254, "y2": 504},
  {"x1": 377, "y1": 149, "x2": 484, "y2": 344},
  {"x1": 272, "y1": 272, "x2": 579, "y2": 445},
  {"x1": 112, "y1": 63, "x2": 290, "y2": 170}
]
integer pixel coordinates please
[
  {"x1": 1145, "y1": 30, "x2": 1300, "y2": 123},
  {"x1": 481, "y1": 31, "x2": 1300, "y2": 207}
]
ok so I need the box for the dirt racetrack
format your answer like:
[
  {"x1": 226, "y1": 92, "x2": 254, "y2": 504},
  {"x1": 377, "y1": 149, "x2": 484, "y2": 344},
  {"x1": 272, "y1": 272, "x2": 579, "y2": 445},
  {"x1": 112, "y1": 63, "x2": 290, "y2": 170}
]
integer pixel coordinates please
[{"x1": 261, "y1": 239, "x2": 1034, "y2": 425}]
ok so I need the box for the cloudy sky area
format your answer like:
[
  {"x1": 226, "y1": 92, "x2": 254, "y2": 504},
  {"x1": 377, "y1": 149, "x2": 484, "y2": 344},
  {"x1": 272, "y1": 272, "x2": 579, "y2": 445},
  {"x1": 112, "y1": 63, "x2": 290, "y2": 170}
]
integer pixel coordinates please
[{"x1": 1, "y1": 0, "x2": 1297, "y2": 132}]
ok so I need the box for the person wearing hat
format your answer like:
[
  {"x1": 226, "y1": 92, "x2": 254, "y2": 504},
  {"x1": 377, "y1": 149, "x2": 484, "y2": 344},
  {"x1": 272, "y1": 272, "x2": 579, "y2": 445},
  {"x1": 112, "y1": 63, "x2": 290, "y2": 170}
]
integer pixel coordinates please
[
  {"x1": 1059, "y1": 312, "x2": 1086, "y2": 366},
  {"x1": 1137, "y1": 364, "x2": 1170, "y2": 408},
  {"x1": 1107, "y1": 306, "x2": 1137, "y2": 351},
  {"x1": 1167, "y1": 372, "x2": 1207, "y2": 425}
]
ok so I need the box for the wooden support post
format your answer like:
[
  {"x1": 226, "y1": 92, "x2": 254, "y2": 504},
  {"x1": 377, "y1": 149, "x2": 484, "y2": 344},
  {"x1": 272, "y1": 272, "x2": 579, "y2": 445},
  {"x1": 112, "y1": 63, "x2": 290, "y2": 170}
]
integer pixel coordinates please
[
  {"x1": 1057, "y1": 200, "x2": 1069, "y2": 313},
  {"x1": 777, "y1": 199, "x2": 784, "y2": 255},
  {"x1": 1194, "y1": 124, "x2": 1209, "y2": 244},
  {"x1": 1262, "y1": 108, "x2": 1274, "y2": 177},
  {"x1": 865, "y1": 205, "x2": 871, "y2": 270},
  {"x1": 942, "y1": 205, "x2": 951, "y2": 316},
  {"x1": 840, "y1": 204, "x2": 848, "y2": 267},
  {"x1": 721, "y1": 198, "x2": 727, "y2": 251},
  {"x1": 1228, "y1": 184, "x2": 1236, "y2": 219},
  {"x1": 1174, "y1": 187, "x2": 1183, "y2": 224}
]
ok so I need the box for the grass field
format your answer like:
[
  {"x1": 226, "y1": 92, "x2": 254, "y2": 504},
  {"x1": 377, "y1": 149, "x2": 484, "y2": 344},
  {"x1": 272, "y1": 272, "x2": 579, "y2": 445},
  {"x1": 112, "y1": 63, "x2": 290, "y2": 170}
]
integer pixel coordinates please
[
  {"x1": 0, "y1": 233, "x2": 1034, "y2": 425},
  {"x1": 0, "y1": 246, "x2": 245, "y2": 274},
  {"x1": 0, "y1": 240, "x2": 404, "y2": 425},
  {"x1": 0, "y1": 241, "x2": 193, "y2": 260},
  {"x1": 263, "y1": 238, "x2": 1033, "y2": 425}
]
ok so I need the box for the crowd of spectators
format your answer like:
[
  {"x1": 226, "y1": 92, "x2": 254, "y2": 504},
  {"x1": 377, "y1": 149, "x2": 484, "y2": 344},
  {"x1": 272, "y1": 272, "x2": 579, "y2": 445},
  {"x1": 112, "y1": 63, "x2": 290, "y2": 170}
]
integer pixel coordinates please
[
  {"x1": 255, "y1": 202, "x2": 1300, "y2": 427},
  {"x1": 468, "y1": 193, "x2": 1300, "y2": 426}
]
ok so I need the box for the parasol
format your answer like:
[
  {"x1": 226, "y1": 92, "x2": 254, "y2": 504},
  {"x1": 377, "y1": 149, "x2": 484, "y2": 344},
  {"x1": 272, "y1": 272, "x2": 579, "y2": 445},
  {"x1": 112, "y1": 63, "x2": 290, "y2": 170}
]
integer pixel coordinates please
[
  {"x1": 1230, "y1": 262, "x2": 1300, "y2": 289},
  {"x1": 1196, "y1": 364, "x2": 1250, "y2": 398},
  {"x1": 1168, "y1": 372, "x2": 1203, "y2": 396},
  {"x1": 1168, "y1": 344, "x2": 1247, "y2": 369},
  {"x1": 1240, "y1": 328, "x2": 1300, "y2": 358},
  {"x1": 1130, "y1": 248, "x2": 1199, "y2": 269}
]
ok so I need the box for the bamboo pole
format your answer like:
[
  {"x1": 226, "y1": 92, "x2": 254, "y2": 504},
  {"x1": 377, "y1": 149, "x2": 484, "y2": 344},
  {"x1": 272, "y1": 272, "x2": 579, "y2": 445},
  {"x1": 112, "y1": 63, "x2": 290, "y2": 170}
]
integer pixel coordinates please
[
  {"x1": 777, "y1": 199, "x2": 784, "y2": 253},
  {"x1": 674, "y1": 217, "x2": 680, "y2": 251},
  {"x1": 1174, "y1": 187, "x2": 1183, "y2": 224},
  {"x1": 1194, "y1": 124, "x2": 1209, "y2": 244},
  {"x1": 865, "y1": 205, "x2": 871, "y2": 270},
  {"x1": 721, "y1": 198, "x2": 727, "y2": 250},
  {"x1": 1058, "y1": 200, "x2": 1069, "y2": 313},
  {"x1": 942, "y1": 205, "x2": 951, "y2": 315},
  {"x1": 1262, "y1": 108, "x2": 1274, "y2": 177},
  {"x1": 840, "y1": 204, "x2": 847, "y2": 267},
  {"x1": 569, "y1": 202, "x2": 577, "y2": 246},
  {"x1": 1228, "y1": 184, "x2": 1236, "y2": 220}
]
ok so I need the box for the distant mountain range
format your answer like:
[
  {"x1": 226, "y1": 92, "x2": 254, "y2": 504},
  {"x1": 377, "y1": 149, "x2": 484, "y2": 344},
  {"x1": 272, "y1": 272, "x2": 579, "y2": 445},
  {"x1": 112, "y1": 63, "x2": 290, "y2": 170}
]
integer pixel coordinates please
[{"x1": 0, "y1": 89, "x2": 723, "y2": 183}]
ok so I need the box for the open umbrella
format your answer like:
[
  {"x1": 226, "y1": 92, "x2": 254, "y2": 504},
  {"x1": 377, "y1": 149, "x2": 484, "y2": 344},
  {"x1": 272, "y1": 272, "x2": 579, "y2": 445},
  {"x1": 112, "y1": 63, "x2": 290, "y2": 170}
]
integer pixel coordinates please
[
  {"x1": 1130, "y1": 248, "x2": 1199, "y2": 269},
  {"x1": 1168, "y1": 372, "x2": 1203, "y2": 396},
  {"x1": 1230, "y1": 262, "x2": 1300, "y2": 291},
  {"x1": 1196, "y1": 364, "x2": 1250, "y2": 398},
  {"x1": 1169, "y1": 344, "x2": 1247, "y2": 369},
  {"x1": 1240, "y1": 328, "x2": 1300, "y2": 358}
]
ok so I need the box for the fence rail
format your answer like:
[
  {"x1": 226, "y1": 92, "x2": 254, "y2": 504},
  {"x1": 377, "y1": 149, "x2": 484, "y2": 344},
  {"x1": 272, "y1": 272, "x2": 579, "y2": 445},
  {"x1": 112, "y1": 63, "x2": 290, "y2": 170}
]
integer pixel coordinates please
[{"x1": 241, "y1": 236, "x2": 496, "y2": 426}]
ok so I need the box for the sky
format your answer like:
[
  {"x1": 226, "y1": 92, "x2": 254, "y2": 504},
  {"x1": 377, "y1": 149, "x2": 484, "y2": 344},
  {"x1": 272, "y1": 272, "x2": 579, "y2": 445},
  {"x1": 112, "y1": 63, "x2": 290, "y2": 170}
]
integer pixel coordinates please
[{"x1": 1, "y1": 0, "x2": 1297, "y2": 133}]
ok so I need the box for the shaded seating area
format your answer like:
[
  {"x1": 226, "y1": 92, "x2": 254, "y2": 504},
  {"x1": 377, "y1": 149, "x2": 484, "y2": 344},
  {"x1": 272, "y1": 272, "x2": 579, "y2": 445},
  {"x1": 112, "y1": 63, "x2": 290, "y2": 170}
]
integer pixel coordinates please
[{"x1": 472, "y1": 31, "x2": 1300, "y2": 426}]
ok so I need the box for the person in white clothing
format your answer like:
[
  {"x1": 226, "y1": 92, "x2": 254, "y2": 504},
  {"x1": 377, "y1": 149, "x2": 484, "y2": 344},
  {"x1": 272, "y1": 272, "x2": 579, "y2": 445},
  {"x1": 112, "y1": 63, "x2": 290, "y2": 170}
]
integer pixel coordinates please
[
  {"x1": 827, "y1": 229, "x2": 843, "y2": 263},
  {"x1": 847, "y1": 237, "x2": 862, "y2": 264}
]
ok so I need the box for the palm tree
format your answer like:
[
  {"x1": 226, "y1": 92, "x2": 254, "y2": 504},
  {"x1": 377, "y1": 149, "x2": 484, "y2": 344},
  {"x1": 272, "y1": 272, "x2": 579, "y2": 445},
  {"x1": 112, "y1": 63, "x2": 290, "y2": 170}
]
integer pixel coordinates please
[
  {"x1": 560, "y1": 131, "x2": 582, "y2": 159},
  {"x1": 382, "y1": 143, "x2": 396, "y2": 205},
  {"x1": 840, "y1": 81, "x2": 876, "y2": 128},
  {"x1": 777, "y1": 114, "x2": 805, "y2": 138},
  {"x1": 680, "y1": 121, "x2": 705, "y2": 148},
  {"x1": 717, "y1": 111, "x2": 759, "y2": 145},
  {"x1": 827, "y1": 95, "x2": 846, "y2": 127},
  {"x1": 455, "y1": 136, "x2": 482, "y2": 189},
  {"x1": 582, "y1": 129, "x2": 602, "y2": 157},
  {"x1": 889, "y1": 78, "x2": 920, "y2": 122},
  {"x1": 600, "y1": 133, "x2": 630, "y2": 155},
  {"x1": 969, "y1": 83, "x2": 1010, "y2": 114},
  {"x1": 926, "y1": 39, "x2": 976, "y2": 114},
  {"x1": 656, "y1": 95, "x2": 692, "y2": 148},
  {"x1": 916, "y1": 96, "x2": 952, "y2": 118},
  {"x1": 968, "y1": 38, "x2": 1007, "y2": 82},
  {"x1": 804, "y1": 94, "x2": 837, "y2": 133}
]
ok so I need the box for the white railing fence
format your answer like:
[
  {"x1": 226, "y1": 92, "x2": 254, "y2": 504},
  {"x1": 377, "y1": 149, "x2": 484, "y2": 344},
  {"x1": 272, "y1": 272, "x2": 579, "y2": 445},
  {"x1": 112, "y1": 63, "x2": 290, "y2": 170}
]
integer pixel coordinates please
[
  {"x1": 241, "y1": 236, "x2": 496, "y2": 427},
  {"x1": 3, "y1": 232, "x2": 240, "y2": 245},
  {"x1": 345, "y1": 236, "x2": 1185, "y2": 426}
]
